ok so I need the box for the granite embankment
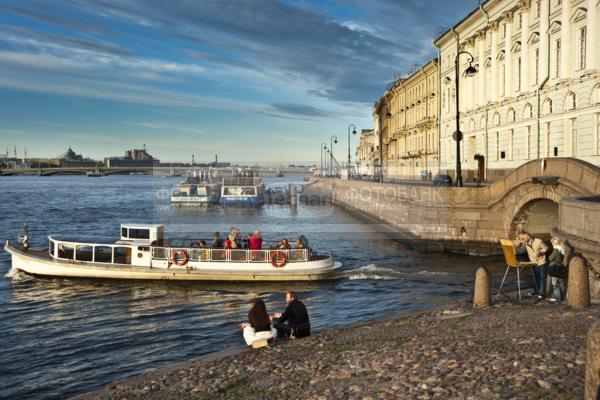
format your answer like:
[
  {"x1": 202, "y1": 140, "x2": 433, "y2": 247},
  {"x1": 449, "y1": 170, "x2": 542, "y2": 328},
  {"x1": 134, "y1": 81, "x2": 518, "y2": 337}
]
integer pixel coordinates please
[{"x1": 74, "y1": 300, "x2": 599, "y2": 400}]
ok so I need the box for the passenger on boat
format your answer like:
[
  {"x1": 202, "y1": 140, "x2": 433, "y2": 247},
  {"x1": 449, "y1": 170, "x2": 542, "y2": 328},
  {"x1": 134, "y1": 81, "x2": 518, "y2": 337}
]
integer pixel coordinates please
[
  {"x1": 198, "y1": 240, "x2": 208, "y2": 248},
  {"x1": 212, "y1": 232, "x2": 224, "y2": 249},
  {"x1": 240, "y1": 298, "x2": 277, "y2": 346},
  {"x1": 227, "y1": 227, "x2": 241, "y2": 249},
  {"x1": 298, "y1": 235, "x2": 309, "y2": 249},
  {"x1": 279, "y1": 239, "x2": 292, "y2": 250},
  {"x1": 249, "y1": 231, "x2": 263, "y2": 250},
  {"x1": 272, "y1": 291, "x2": 310, "y2": 339}
]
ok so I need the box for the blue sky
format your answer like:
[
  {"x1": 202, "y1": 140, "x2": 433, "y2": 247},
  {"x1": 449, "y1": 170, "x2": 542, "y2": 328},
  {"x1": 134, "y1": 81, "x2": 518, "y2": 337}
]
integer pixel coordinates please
[{"x1": 0, "y1": 0, "x2": 477, "y2": 163}]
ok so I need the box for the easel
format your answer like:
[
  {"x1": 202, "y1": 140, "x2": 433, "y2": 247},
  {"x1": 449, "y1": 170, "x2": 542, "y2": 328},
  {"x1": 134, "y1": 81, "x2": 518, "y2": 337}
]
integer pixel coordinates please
[{"x1": 496, "y1": 239, "x2": 537, "y2": 301}]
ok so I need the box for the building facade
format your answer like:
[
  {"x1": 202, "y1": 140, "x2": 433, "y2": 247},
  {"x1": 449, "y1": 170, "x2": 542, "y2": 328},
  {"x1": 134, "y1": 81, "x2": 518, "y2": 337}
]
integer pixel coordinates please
[
  {"x1": 355, "y1": 129, "x2": 377, "y2": 175},
  {"x1": 373, "y1": 59, "x2": 440, "y2": 178},
  {"x1": 435, "y1": 0, "x2": 600, "y2": 182}
]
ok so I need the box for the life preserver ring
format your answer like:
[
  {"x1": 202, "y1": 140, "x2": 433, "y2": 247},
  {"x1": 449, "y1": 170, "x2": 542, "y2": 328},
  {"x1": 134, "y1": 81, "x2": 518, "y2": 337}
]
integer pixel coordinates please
[
  {"x1": 270, "y1": 251, "x2": 287, "y2": 268},
  {"x1": 171, "y1": 249, "x2": 189, "y2": 266}
]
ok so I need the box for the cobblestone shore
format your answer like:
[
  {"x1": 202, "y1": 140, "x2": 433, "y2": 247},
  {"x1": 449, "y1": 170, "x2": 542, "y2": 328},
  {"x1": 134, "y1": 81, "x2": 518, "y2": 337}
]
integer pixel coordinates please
[{"x1": 76, "y1": 300, "x2": 600, "y2": 400}]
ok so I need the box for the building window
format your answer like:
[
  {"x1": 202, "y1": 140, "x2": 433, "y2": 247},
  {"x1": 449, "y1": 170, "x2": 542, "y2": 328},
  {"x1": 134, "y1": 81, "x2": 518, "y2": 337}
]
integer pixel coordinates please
[
  {"x1": 579, "y1": 27, "x2": 587, "y2": 70},
  {"x1": 508, "y1": 129, "x2": 514, "y2": 160},
  {"x1": 536, "y1": 0, "x2": 541, "y2": 18},
  {"x1": 555, "y1": 39, "x2": 561, "y2": 78},
  {"x1": 502, "y1": 23, "x2": 506, "y2": 38},
  {"x1": 501, "y1": 64, "x2": 506, "y2": 96},
  {"x1": 535, "y1": 48, "x2": 540, "y2": 84},
  {"x1": 545, "y1": 122, "x2": 551, "y2": 157},
  {"x1": 525, "y1": 126, "x2": 531, "y2": 160},
  {"x1": 495, "y1": 132, "x2": 500, "y2": 161},
  {"x1": 517, "y1": 57, "x2": 522, "y2": 91},
  {"x1": 518, "y1": 13, "x2": 522, "y2": 29},
  {"x1": 569, "y1": 118, "x2": 577, "y2": 157}
]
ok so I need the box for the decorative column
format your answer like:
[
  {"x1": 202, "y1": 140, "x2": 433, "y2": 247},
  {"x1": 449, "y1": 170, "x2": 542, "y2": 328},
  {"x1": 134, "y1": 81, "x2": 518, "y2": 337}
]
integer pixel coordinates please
[
  {"x1": 503, "y1": 11, "x2": 514, "y2": 97},
  {"x1": 520, "y1": 0, "x2": 531, "y2": 91},
  {"x1": 477, "y1": 30, "x2": 486, "y2": 107},
  {"x1": 540, "y1": 0, "x2": 549, "y2": 81},
  {"x1": 560, "y1": 0, "x2": 571, "y2": 79},
  {"x1": 587, "y1": 0, "x2": 599, "y2": 71},
  {"x1": 490, "y1": 21, "x2": 500, "y2": 101}
]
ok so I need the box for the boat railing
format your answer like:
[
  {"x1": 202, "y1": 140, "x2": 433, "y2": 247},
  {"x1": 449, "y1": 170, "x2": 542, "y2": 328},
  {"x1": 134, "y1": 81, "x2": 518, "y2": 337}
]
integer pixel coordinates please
[{"x1": 151, "y1": 247, "x2": 312, "y2": 263}]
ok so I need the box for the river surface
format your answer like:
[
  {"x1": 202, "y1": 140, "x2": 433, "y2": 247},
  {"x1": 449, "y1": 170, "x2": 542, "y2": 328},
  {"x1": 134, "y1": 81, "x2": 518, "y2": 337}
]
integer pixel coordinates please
[{"x1": 0, "y1": 174, "x2": 504, "y2": 399}]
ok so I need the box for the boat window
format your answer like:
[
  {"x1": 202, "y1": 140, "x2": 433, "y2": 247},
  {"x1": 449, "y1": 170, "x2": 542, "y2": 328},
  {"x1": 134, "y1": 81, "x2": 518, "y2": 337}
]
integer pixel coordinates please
[
  {"x1": 94, "y1": 246, "x2": 113, "y2": 263},
  {"x1": 49, "y1": 240, "x2": 55, "y2": 256},
  {"x1": 223, "y1": 186, "x2": 256, "y2": 196},
  {"x1": 241, "y1": 187, "x2": 256, "y2": 196},
  {"x1": 121, "y1": 227, "x2": 128, "y2": 237},
  {"x1": 113, "y1": 247, "x2": 132, "y2": 264},
  {"x1": 57, "y1": 243, "x2": 75, "y2": 259},
  {"x1": 128, "y1": 229, "x2": 150, "y2": 239},
  {"x1": 76, "y1": 245, "x2": 94, "y2": 262},
  {"x1": 196, "y1": 187, "x2": 207, "y2": 195}
]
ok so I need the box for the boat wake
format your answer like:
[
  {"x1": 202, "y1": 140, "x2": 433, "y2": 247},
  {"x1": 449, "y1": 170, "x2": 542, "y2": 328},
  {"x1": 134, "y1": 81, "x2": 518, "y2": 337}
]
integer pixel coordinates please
[
  {"x1": 4, "y1": 267, "x2": 32, "y2": 281},
  {"x1": 346, "y1": 264, "x2": 399, "y2": 281}
]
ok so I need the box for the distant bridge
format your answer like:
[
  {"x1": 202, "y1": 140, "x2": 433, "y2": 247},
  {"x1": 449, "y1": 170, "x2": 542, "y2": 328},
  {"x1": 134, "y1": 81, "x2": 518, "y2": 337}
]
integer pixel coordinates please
[{"x1": 0, "y1": 166, "x2": 312, "y2": 176}]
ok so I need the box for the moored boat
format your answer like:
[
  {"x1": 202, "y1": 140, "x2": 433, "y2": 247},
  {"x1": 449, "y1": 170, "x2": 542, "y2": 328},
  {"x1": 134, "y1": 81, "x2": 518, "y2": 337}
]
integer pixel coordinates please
[
  {"x1": 171, "y1": 170, "x2": 221, "y2": 206},
  {"x1": 219, "y1": 169, "x2": 265, "y2": 206},
  {"x1": 4, "y1": 224, "x2": 341, "y2": 282},
  {"x1": 86, "y1": 171, "x2": 103, "y2": 177}
]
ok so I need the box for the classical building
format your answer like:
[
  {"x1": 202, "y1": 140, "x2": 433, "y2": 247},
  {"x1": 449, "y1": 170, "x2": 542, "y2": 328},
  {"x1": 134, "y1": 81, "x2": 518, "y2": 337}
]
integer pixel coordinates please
[
  {"x1": 435, "y1": 0, "x2": 600, "y2": 182},
  {"x1": 104, "y1": 147, "x2": 159, "y2": 168},
  {"x1": 355, "y1": 129, "x2": 377, "y2": 175},
  {"x1": 373, "y1": 59, "x2": 439, "y2": 178}
]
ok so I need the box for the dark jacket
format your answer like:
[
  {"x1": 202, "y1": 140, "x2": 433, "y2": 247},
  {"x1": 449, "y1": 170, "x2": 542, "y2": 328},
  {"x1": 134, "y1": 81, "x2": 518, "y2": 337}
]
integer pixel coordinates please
[{"x1": 279, "y1": 299, "x2": 309, "y2": 328}]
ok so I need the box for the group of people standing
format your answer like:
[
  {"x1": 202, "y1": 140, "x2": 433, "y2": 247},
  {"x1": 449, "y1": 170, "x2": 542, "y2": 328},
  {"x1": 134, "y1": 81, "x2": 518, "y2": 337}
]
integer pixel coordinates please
[
  {"x1": 207, "y1": 227, "x2": 309, "y2": 251},
  {"x1": 516, "y1": 231, "x2": 572, "y2": 301},
  {"x1": 240, "y1": 291, "x2": 310, "y2": 347}
]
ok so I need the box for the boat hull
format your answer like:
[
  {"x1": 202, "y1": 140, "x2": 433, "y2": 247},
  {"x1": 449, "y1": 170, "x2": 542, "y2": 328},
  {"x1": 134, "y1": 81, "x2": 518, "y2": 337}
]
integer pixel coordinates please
[
  {"x1": 5, "y1": 242, "x2": 341, "y2": 282},
  {"x1": 219, "y1": 196, "x2": 264, "y2": 206}
]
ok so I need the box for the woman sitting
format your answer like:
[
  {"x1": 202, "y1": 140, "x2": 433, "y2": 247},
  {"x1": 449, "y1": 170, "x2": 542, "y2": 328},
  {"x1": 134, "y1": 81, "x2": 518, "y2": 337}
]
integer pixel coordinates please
[{"x1": 240, "y1": 298, "x2": 277, "y2": 347}]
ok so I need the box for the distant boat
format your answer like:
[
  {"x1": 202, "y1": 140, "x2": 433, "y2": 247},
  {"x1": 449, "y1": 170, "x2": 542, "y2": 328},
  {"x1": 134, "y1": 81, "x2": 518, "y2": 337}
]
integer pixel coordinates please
[
  {"x1": 86, "y1": 172, "x2": 103, "y2": 177},
  {"x1": 275, "y1": 169, "x2": 284, "y2": 177},
  {"x1": 219, "y1": 169, "x2": 265, "y2": 207}
]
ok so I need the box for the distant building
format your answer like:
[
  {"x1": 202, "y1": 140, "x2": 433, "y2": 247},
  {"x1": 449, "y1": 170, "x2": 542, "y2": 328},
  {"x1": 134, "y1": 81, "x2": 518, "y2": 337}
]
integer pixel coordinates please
[
  {"x1": 355, "y1": 129, "x2": 377, "y2": 175},
  {"x1": 104, "y1": 147, "x2": 159, "y2": 168},
  {"x1": 58, "y1": 146, "x2": 98, "y2": 168}
]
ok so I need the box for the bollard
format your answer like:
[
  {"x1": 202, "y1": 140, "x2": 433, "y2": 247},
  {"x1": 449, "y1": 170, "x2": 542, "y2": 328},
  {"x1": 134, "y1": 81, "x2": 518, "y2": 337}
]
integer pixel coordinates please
[
  {"x1": 567, "y1": 256, "x2": 590, "y2": 309},
  {"x1": 584, "y1": 323, "x2": 600, "y2": 400},
  {"x1": 289, "y1": 184, "x2": 297, "y2": 207},
  {"x1": 473, "y1": 266, "x2": 491, "y2": 308}
]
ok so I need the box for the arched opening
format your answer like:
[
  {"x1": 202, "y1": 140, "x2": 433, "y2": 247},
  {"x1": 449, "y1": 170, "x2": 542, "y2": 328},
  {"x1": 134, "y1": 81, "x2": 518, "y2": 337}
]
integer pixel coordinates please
[{"x1": 511, "y1": 199, "x2": 559, "y2": 240}]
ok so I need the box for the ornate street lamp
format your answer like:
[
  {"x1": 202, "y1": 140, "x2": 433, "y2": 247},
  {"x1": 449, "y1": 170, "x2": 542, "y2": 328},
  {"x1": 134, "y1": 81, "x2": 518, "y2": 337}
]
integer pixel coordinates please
[
  {"x1": 330, "y1": 135, "x2": 338, "y2": 177},
  {"x1": 347, "y1": 124, "x2": 357, "y2": 177},
  {"x1": 320, "y1": 143, "x2": 327, "y2": 177},
  {"x1": 454, "y1": 51, "x2": 478, "y2": 187}
]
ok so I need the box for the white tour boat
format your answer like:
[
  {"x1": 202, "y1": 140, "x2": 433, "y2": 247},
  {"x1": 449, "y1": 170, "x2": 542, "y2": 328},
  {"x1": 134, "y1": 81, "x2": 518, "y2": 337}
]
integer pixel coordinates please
[
  {"x1": 171, "y1": 170, "x2": 221, "y2": 206},
  {"x1": 219, "y1": 169, "x2": 265, "y2": 206},
  {"x1": 4, "y1": 224, "x2": 341, "y2": 282}
]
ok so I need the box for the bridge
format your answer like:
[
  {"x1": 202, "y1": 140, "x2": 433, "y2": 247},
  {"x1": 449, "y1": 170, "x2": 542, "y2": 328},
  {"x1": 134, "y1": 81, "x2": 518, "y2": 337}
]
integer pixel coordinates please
[{"x1": 0, "y1": 166, "x2": 312, "y2": 176}]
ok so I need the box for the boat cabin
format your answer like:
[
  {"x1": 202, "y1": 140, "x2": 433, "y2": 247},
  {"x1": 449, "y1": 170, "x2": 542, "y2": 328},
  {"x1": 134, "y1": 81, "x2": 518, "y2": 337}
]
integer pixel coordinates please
[{"x1": 48, "y1": 224, "x2": 164, "y2": 267}]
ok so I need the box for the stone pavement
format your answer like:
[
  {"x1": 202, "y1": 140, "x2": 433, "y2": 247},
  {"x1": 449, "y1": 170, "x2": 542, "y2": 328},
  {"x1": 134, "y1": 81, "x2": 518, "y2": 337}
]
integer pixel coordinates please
[{"x1": 76, "y1": 300, "x2": 600, "y2": 400}]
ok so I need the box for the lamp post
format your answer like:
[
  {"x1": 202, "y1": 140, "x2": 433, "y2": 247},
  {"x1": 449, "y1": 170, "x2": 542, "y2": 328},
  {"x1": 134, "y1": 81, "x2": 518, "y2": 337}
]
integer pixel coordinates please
[
  {"x1": 379, "y1": 109, "x2": 392, "y2": 182},
  {"x1": 330, "y1": 135, "x2": 338, "y2": 177},
  {"x1": 454, "y1": 50, "x2": 478, "y2": 187},
  {"x1": 320, "y1": 143, "x2": 327, "y2": 177},
  {"x1": 347, "y1": 124, "x2": 357, "y2": 177}
]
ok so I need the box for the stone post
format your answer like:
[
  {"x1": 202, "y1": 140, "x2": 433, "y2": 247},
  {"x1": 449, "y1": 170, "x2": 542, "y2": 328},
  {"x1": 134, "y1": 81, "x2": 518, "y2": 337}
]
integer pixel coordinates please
[
  {"x1": 289, "y1": 183, "x2": 297, "y2": 207},
  {"x1": 567, "y1": 256, "x2": 590, "y2": 309},
  {"x1": 473, "y1": 266, "x2": 491, "y2": 308},
  {"x1": 584, "y1": 322, "x2": 600, "y2": 400}
]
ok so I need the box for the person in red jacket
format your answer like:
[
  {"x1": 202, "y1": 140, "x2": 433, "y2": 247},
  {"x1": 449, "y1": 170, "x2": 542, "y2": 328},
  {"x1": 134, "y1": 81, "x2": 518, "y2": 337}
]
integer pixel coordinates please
[{"x1": 249, "y1": 230, "x2": 263, "y2": 250}]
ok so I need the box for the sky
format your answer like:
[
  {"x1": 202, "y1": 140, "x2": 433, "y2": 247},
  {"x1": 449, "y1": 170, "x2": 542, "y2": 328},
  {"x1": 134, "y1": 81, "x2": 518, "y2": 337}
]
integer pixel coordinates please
[{"x1": 0, "y1": 0, "x2": 478, "y2": 164}]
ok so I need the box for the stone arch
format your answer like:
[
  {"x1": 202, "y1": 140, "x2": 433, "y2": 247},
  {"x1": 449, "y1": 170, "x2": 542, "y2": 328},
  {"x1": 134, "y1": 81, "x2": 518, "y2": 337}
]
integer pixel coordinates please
[
  {"x1": 523, "y1": 103, "x2": 533, "y2": 119},
  {"x1": 507, "y1": 108, "x2": 516, "y2": 123},
  {"x1": 592, "y1": 85, "x2": 600, "y2": 105},
  {"x1": 564, "y1": 91, "x2": 576, "y2": 111},
  {"x1": 510, "y1": 198, "x2": 559, "y2": 239},
  {"x1": 542, "y1": 98, "x2": 553, "y2": 115},
  {"x1": 493, "y1": 112, "x2": 501, "y2": 126}
]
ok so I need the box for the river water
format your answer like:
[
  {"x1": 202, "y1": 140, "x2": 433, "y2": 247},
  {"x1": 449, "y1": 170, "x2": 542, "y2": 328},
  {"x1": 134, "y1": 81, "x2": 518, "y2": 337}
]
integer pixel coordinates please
[{"x1": 0, "y1": 174, "x2": 504, "y2": 399}]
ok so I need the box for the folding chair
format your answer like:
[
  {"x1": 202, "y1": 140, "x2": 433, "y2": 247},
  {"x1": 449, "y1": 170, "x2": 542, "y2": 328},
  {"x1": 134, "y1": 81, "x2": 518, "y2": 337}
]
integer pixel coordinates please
[{"x1": 496, "y1": 239, "x2": 537, "y2": 301}]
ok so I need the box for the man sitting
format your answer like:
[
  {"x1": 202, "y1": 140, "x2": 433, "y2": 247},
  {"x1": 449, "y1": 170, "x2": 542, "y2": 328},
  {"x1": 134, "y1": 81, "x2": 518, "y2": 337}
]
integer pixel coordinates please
[{"x1": 271, "y1": 291, "x2": 310, "y2": 339}]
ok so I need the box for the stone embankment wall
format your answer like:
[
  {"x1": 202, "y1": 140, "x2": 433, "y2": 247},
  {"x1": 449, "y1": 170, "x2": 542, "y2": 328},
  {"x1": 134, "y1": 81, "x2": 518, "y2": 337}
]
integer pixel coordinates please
[
  {"x1": 304, "y1": 158, "x2": 600, "y2": 296},
  {"x1": 556, "y1": 196, "x2": 600, "y2": 299}
]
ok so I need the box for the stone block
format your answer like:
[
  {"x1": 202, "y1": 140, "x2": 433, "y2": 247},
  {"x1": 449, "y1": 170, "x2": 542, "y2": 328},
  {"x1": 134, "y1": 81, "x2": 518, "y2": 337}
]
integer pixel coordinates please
[
  {"x1": 581, "y1": 169, "x2": 599, "y2": 194},
  {"x1": 584, "y1": 323, "x2": 600, "y2": 400},
  {"x1": 567, "y1": 256, "x2": 590, "y2": 309},
  {"x1": 567, "y1": 162, "x2": 584, "y2": 184},
  {"x1": 473, "y1": 266, "x2": 491, "y2": 308}
]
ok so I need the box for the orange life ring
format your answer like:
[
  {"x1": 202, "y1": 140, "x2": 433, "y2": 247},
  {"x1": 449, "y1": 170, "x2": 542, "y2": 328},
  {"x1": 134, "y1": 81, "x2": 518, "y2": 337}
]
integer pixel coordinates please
[
  {"x1": 171, "y1": 249, "x2": 189, "y2": 266},
  {"x1": 270, "y1": 251, "x2": 287, "y2": 268}
]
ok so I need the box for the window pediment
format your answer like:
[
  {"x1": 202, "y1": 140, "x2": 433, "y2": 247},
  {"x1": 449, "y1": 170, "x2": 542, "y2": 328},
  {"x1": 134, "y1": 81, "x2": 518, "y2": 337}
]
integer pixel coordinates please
[
  {"x1": 511, "y1": 41, "x2": 522, "y2": 53},
  {"x1": 497, "y1": 50, "x2": 506, "y2": 61},
  {"x1": 548, "y1": 20, "x2": 561, "y2": 34},
  {"x1": 484, "y1": 57, "x2": 492, "y2": 67},
  {"x1": 527, "y1": 31, "x2": 540, "y2": 44},
  {"x1": 570, "y1": 7, "x2": 587, "y2": 23}
]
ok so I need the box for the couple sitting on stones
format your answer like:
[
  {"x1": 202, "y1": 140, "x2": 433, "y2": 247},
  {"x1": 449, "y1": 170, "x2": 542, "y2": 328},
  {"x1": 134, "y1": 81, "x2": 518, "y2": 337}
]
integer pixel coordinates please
[{"x1": 239, "y1": 291, "x2": 310, "y2": 348}]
